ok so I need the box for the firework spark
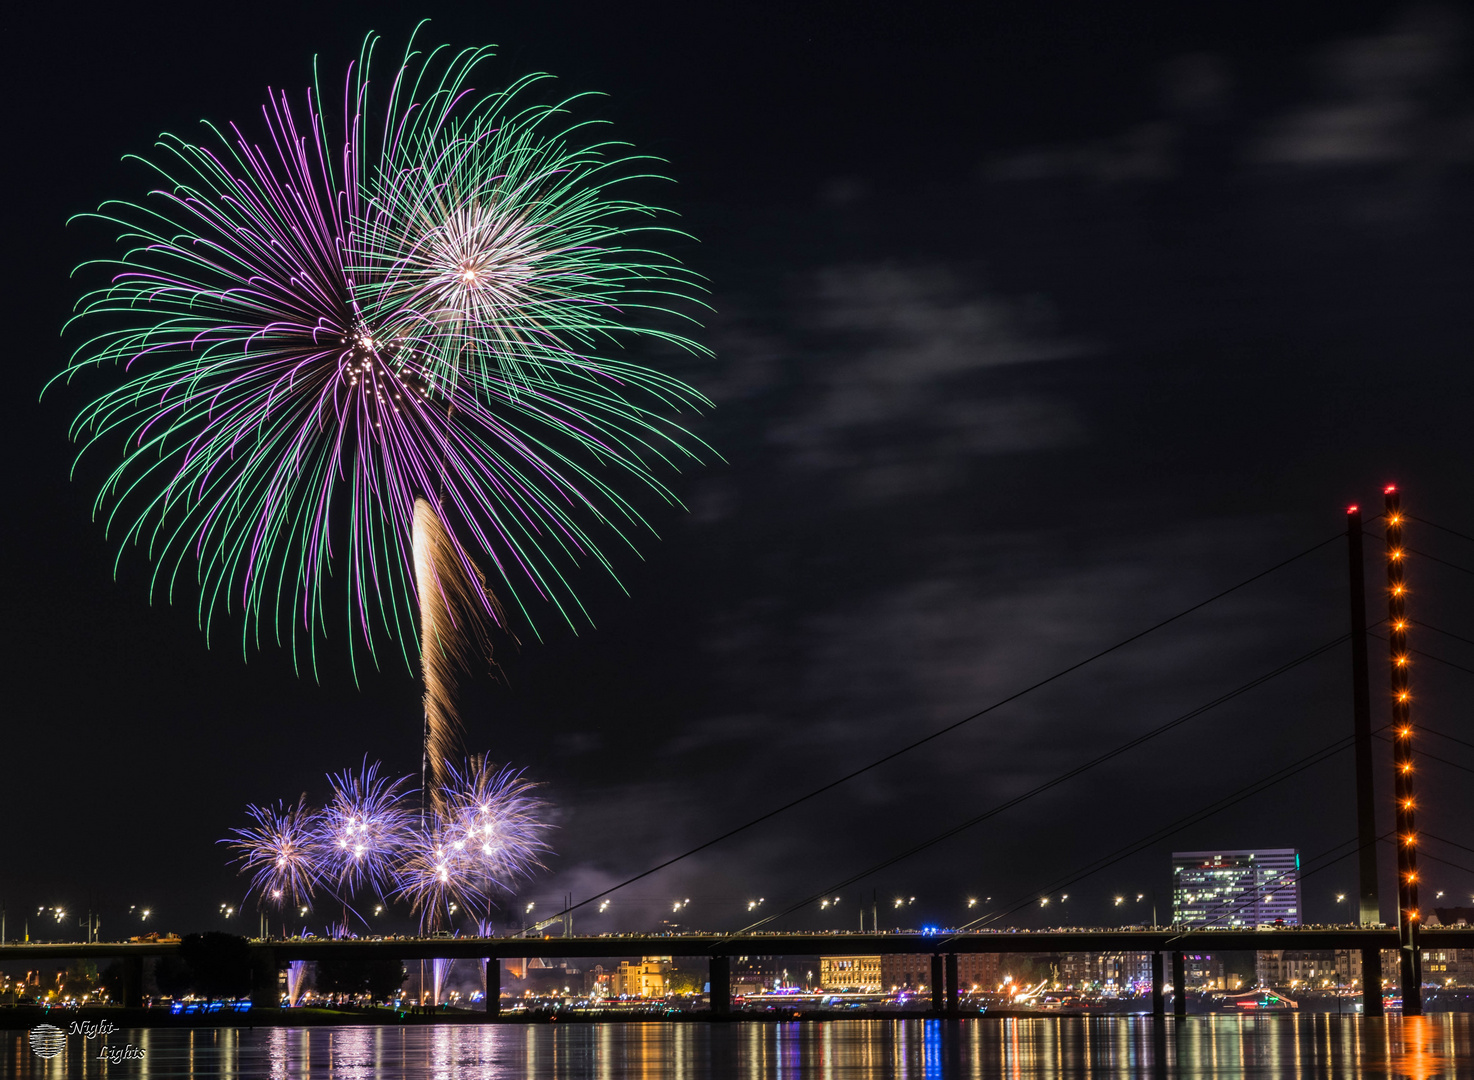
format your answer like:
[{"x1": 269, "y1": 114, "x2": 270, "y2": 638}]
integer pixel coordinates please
[
  {"x1": 393, "y1": 758, "x2": 551, "y2": 927},
  {"x1": 392, "y1": 818, "x2": 485, "y2": 928},
  {"x1": 442, "y1": 757, "x2": 551, "y2": 886},
  {"x1": 226, "y1": 797, "x2": 322, "y2": 908},
  {"x1": 57, "y1": 32, "x2": 711, "y2": 678},
  {"x1": 313, "y1": 759, "x2": 415, "y2": 899}
]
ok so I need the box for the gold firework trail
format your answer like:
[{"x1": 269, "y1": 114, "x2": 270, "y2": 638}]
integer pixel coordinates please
[{"x1": 413, "y1": 498, "x2": 504, "y2": 817}]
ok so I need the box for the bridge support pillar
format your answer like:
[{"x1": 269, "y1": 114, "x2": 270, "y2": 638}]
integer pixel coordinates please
[
  {"x1": 945, "y1": 953, "x2": 960, "y2": 1016},
  {"x1": 1151, "y1": 952, "x2": 1165, "y2": 1018},
  {"x1": 1361, "y1": 948, "x2": 1382, "y2": 1016},
  {"x1": 1171, "y1": 952, "x2": 1186, "y2": 1017},
  {"x1": 121, "y1": 956, "x2": 143, "y2": 1008},
  {"x1": 250, "y1": 948, "x2": 279, "y2": 1008},
  {"x1": 1401, "y1": 946, "x2": 1423, "y2": 1016},
  {"x1": 709, "y1": 955, "x2": 730, "y2": 1016},
  {"x1": 930, "y1": 955, "x2": 945, "y2": 1014},
  {"x1": 485, "y1": 959, "x2": 500, "y2": 1017}
]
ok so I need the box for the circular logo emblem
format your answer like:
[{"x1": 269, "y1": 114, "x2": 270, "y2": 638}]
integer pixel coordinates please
[{"x1": 29, "y1": 1023, "x2": 66, "y2": 1058}]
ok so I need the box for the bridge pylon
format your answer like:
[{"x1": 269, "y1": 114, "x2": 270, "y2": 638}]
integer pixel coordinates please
[
  {"x1": 1383, "y1": 485, "x2": 1422, "y2": 1015},
  {"x1": 1345, "y1": 505, "x2": 1381, "y2": 930}
]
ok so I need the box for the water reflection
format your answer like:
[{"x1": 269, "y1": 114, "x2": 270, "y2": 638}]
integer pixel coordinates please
[{"x1": 4, "y1": 1014, "x2": 1472, "y2": 1078}]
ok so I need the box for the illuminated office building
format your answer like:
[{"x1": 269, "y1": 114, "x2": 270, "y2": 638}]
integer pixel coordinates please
[{"x1": 1172, "y1": 849, "x2": 1300, "y2": 928}]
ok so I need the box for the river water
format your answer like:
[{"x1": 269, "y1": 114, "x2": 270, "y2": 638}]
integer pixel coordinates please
[{"x1": 5, "y1": 1015, "x2": 1472, "y2": 1078}]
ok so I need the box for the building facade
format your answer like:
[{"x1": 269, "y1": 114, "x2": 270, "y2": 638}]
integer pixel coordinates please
[
  {"x1": 1172, "y1": 849, "x2": 1301, "y2": 927},
  {"x1": 819, "y1": 955, "x2": 882, "y2": 992},
  {"x1": 604, "y1": 957, "x2": 672, "y2": 998},
  {"x1": 1424, "y1": 948, "x2": 1474, "y2": 987},
  {"x1": 1181, "y1": 953, "x2": 1232, "y2": 990},
  {"x1": 730, "y1": 955, "x2": 818, "y2": 993},
  {"x1": 1059, "y1": 952, "x2": 1155, "y2": 993},
  {"x1": 877, "y1": 954, "x2": 1000, "y2": 995},
  {"x1": 1255, "y1": 949, "x2": 1363, "y2": 990}
]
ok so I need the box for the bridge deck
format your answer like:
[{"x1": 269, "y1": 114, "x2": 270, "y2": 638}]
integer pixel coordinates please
[{"x1": 3, "y1": 927, "x2": 1471, "y2": 961}]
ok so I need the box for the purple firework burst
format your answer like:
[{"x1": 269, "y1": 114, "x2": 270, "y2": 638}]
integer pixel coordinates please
[
  {"x1": 313, "y1": 759, "x2": 415, "y2": 900},
  {"x1": 226, "y1": 756, "x2": 550, "y2": 928},
  {"x1": 441, "y1": 758, "x2": 551, "y2": 887},
  {"x1": 226, "y1": 796, "x2": 322, "y2": 909}
]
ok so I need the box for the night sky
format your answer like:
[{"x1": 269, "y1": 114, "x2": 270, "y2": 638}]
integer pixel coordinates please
[{"x1": 5, "y1": 0, "x2": 1474, "y2": 942}]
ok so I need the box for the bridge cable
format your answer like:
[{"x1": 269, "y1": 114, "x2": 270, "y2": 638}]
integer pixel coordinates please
[
  {"x1": 543, "y1": 530, "x2": 1349, "y2": 927},
  {"x1": 728, "y1": 634, "x2": 1348, "y2": 937},
  {"x1": 959, "y1": 735, "x2": 1367, "y2": 934},
  {"x1": 1384, "y1": 839, "x2": 1474, "y2": 882},
  {"x1": 1418, "y1": 623, "x2": 1474, "y2": 650},
  {"x1": 1409, "y1": 549, "x2": 1474, "y2": 577},
  {"x1": 1366, "y1": 630, "x2": 1474, "y2": 678},
  {"x1": 1367, "y1": 516, "x2": 1474, "y2": 575},
  {"x1": 1422, "y1": 832, "x2": 1474, "y2": 859},
  {"x1": 1374, "y1": 729, "x2": 1474, "y2": 778},
  {"x1": 1409, "y1": 516, "x2": 1474, "y2": 548},
  {"x1": 1415, "y1": 624, "x2": 1474, "y2": 648},
  {"x1": 867, "y1": 531, "x2": 1471, "y2": 939},
  {"x1": 1423, "y1": 725, "x2": 1474, "y2": 754}
]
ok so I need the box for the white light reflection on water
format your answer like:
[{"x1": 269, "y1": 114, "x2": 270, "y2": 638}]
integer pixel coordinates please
[{"x1": 3, "y1": 1015, "x2": 1472, "y2": 1078}]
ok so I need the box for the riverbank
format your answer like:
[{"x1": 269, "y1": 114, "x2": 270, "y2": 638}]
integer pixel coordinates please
[
  {"x1": 0, "y1": 1005, "x2": 1053, "y2": 1029},
  {"x1": 5, "y1": 992, "x2": 1473, "y2": 1029}
]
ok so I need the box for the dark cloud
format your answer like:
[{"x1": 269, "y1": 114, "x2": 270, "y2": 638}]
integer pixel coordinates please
[
  {"x1": 766, "y1": 264, "x2": 1087, "y2": 502},
  {"x1": 1252, "y1": 6, "x2": 1473, "y2": 169}
]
